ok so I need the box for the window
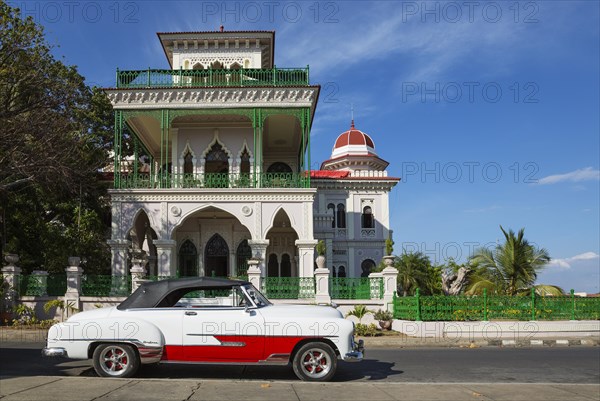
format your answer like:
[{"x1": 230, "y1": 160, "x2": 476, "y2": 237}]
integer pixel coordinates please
[
  {"x1": 361, "y1": 259, "x2": 375, "y2": 277},
  {"x1": 267, "y1": 253, "x2": 279, "y2": 277},
  {"x1": 361, "y1": 206, "x2": 374, "y2": 228},
  {"x1": 183, "y1": 152, "x2": 193, "y2": 175},
  {"x1": 336, "y1": 204, "x2": 346, "y2": 228},
  {"x1": 267, "y1": 162, "x2": 292, "y2": 173},
  {"x1": 327, "y1": 203, "x2": 336, "y2": 228},
  {"x1": 337, "y1": 266, "x2": 346, "y2": 278},
  {"x1": 240, "y1": 148, "x2": 250, "y2": 175}
]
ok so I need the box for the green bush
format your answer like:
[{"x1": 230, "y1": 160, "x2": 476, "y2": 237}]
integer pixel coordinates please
[
  {"x1": 373, "y1": 309, "x2": 393, "y2": 321},
  {"x1": 355, "y1": 323, "x2": 380, "y2": 337}
]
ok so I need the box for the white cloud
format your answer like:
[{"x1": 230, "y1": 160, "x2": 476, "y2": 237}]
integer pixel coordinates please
[
  {"x1": 537, "y1": 167, "x2": 600, "y2": 185},
  {"x1": 547, "y1": 252, "x2": 600, "y2": 270},
  {"x1": 539, "y1": 252, "x2": 600, "y2": 293},
  {"x1": 275, "y1": 2, "x2": 529, "y2": 81}
]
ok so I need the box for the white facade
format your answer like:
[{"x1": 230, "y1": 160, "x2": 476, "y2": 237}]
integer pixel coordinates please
[{"x1": 105, "y1": 30, "x2": 397, "y2": 280}]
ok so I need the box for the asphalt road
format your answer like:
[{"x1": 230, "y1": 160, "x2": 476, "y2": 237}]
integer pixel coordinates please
[{"x1": 1, "y1": 341, "x2": 599, "y2": 384}]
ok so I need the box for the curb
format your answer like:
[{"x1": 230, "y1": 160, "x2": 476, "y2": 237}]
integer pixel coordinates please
[{"x1": 357, "y1": 335, "x2": 599, "y2": 348}]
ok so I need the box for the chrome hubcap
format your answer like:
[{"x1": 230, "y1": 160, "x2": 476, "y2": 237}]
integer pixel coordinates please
[
  {"x1": 100, "y1": 346, "x2": 129, "y2": 376},
  {"x1": 300, "y1": 348, "x2": 331, "y2": 378}
]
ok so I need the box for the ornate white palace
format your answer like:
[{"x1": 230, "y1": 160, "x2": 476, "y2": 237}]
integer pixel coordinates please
[{"x1": 103, "y1": 29, "x2": 399, "y2": 282}]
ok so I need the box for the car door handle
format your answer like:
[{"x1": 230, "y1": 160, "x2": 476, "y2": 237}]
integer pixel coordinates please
[{"x1": 185, "y1": 311, "x2": 197, "y2": 316}]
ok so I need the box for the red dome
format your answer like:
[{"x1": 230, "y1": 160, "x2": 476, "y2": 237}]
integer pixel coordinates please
[{"x1": 333, "y1": 120, "x2": 375, "y2": 149}]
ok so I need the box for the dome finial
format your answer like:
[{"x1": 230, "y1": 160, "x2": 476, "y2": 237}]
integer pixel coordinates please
[
  {"x1": 219, "y1": 25, "x2": 224, "y2": 32},
  {"x1": 351, "y1": 119, "x2": 355, "y2": 129},
  {"x1": 350, "y1": 103, "x2": 355, "y2": 129}
]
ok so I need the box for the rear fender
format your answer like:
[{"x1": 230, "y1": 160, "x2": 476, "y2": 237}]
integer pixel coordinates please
[{"x1": 47, "y1": 318, "x2": 164, "y2": 362}]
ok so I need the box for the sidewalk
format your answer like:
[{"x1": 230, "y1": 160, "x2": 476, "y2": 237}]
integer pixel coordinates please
[{"x1": 0, "y1": 376, "x2": 598, "y2": 401}]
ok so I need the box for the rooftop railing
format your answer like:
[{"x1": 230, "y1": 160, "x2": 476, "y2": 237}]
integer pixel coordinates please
[
  {"x1": 115, "y1": 172, "x2": 309, "y2": 189},
  {"x1": 115, "y1": 67, "x2": 310, "y2": 89}
]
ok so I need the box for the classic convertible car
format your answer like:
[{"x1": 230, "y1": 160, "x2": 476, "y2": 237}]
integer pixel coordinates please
[{"x1": 43, "y1": 277, "x2": 363, "y2": 381}]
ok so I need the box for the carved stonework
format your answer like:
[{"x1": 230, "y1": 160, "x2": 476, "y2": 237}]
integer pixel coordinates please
[{"x1": 105, "y1": 87, "x2": 318, "y2": 109}]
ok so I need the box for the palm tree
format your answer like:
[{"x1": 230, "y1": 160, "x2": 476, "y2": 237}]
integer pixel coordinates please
[
  {"x1": 467, "y1": 226, "x2": 557, "y2": 296},
  {"x1": 345, "y1": 305, "x2": 373, "y2": 323},
  {"x1": 395, "y1": 252, "x2": 431, "y2": 296}
]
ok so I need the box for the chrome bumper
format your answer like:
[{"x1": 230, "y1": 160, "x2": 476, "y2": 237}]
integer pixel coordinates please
[
  {"x1": 42, "y1": 347, "x2": 68, "y2": 357},
  {"x1": 345, "y1": 339, "x2": 364, "y2": 362}
]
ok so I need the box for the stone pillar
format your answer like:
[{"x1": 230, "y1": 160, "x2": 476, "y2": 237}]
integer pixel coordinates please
[
  {"x1": 32, "y1": 270, "x2": 49, "y2": 296},
  {"x1": 314, "y1": 267, "x2": 331, "y2": 304},
  {"x1": 107, "y1": 239, "x2": 129, "y2": 276},
  {"x1": 65, "y1": 257, "x2": 83, "y2": 313},
  {"x1": 248, "y1": 239, "x2": 269, "y2": 277},
  {"x1": 246, "y1": 258, "x2": 262, "y2": 291},
  {"x1": 381, "y1": 263, "x2": 398, "y2": 312},
  {"x1": 295, "y1": 240, "x2": 318, "y2": 278},
  {"x1": 229, "y1": 249, "x2": 236, "y2": 277},
  {"x1": 2, "y1": 254, "x2": 21, "y2": 316},
  {"x1": 154, "y1": 239, "x2": 177, "y2": 277},
  {"x1": 130, "y1": 253, "x2": 148, "y2": 293}
]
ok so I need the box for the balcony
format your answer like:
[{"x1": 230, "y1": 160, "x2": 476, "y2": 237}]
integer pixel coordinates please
[
  {"x1": 115, "y1": 67, "x2": 310, "y2": 89},
  {"x1": 114, "y1": 172, "x2": 309, "y2": 190}
]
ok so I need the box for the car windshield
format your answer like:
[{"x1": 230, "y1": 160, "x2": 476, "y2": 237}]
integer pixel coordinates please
[{"x1": 243, "y1": 284, "x2": 272, "y2": 308}]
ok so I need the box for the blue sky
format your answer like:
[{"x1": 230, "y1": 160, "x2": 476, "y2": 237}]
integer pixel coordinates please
[{"x1": 13, "y1": 0, "x2": 599, "y2": 292}]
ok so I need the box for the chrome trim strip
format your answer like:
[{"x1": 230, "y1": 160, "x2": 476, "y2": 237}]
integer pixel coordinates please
[
  {"x1": 258, "y1": 353, "x2": 290, "y2": 365},
  {"x1": 220, "y1": 342, "x2": 246, "y2": 347},
  {"x1": 137, "y1": 345, "x2": 163, "y2": 364},
  {"x1": 42, "y1": 347, "x2": 68, "y2": 357}
]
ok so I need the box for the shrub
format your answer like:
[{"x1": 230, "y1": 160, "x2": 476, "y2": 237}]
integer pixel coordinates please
[
  {"x1": 316, "y1": 240, "x2": 326, "y2": 256},
  {"x1": 373, "y1": 309, "x2": 393, "y2": 321},
  {"x1": 355, "y1": 323, "x2": 380, "y2": 337}
]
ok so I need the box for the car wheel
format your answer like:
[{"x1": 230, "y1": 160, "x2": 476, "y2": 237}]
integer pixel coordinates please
[
  {"x1": 92, "y1": 344, "x2": 140, "y2": 378},
  {"x1": 292, "y1": 342, "x2": 337, "y2": 382}
]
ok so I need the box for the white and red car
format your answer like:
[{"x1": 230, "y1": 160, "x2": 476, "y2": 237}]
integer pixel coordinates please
[{"x1": 43, "y1": 277, "x2": 364, "y2": 381}]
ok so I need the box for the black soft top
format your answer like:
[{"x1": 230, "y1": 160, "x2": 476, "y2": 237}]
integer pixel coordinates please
[{"x1": 117, "y1": 277, "x2": 250, "y2": 310}]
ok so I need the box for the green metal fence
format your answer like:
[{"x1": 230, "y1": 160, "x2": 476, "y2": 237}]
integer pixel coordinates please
[
  {"x1": 81, "y1": 275, "x2": 131, "y2": 297},
  {"x1": 330, "y1": 277, "x2": 376, "y2": 300},
  {"x1": 116, "y1": 172, "x2": 309, "y2": 190},
  {"x1": 116, "y1": 67, "x2": 310, "y2": 89},
  {"x1": 262, "y1": 277, "x2": 315, "y2": 299},
  {"x1": 393, "y1": 288, "x2": 600, "y2": 321}
]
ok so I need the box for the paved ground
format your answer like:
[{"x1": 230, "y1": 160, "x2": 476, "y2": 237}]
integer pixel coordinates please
[
  {"x1": 1, "y1": 377, "x2": 599, "y2": 401},
  {"x1": 1, "y1": 341, "x2": 599, "y2": 400},
  {"x1": 2, "y1": 342, "x2": 599, "y2": 383}
]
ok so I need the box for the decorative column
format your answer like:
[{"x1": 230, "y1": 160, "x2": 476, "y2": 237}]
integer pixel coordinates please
[
  {"x1": 65, "y1": 257, "x2": 83, "y2": 312},
  {"x1": 2, "y1": 254, "x2": 21, "y2": 316},
  {"x1": 381, "y1": 256, "x2": 398, "y2": 312},
  {"x1": 107, "y1": 239, "x2": 129, "y2": 276},
  {"x1": 295, "y1": 239, "x2": 318, "y2": 278},
  {"x1": 246, "y1": 258, "x2": 262, "y2": 291},
  {"x1": 248, "y1": 239, "x2": 269, "y2": 277},
  {"x1": 130, "y1": 252, "x2": 148, "y2": 293},
  {"x1": 154, "y1": 239, "x2": 177, "y2": 277}
]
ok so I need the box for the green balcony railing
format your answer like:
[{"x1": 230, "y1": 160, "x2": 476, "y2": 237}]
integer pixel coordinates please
[
  {"x1": 393, "y1": 288, "x2": 600, "y2": 321},
  {"x1": 262, "y1": 277, "x2": 315, "y2": 299},
  {"x1": 116, "y1": 67, "x2": 310, "y2": 89},
  {"x1": 116, "y1": 172, "x2": 309, "y2": 190}
]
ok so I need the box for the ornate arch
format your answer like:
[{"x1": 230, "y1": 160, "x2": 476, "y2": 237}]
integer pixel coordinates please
[
  {"x1": 168, "y1": 204, "x2": 254, "y2": 240},
  {"x1": 179, "y1": 140, "x2": 197, "y2": 176},
  {"x1": 264, "y1": 207, "x2": 300, "y2": 239},
  {"x1": 200, "y1": 130, "x2": 233, "y2": 176}
]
